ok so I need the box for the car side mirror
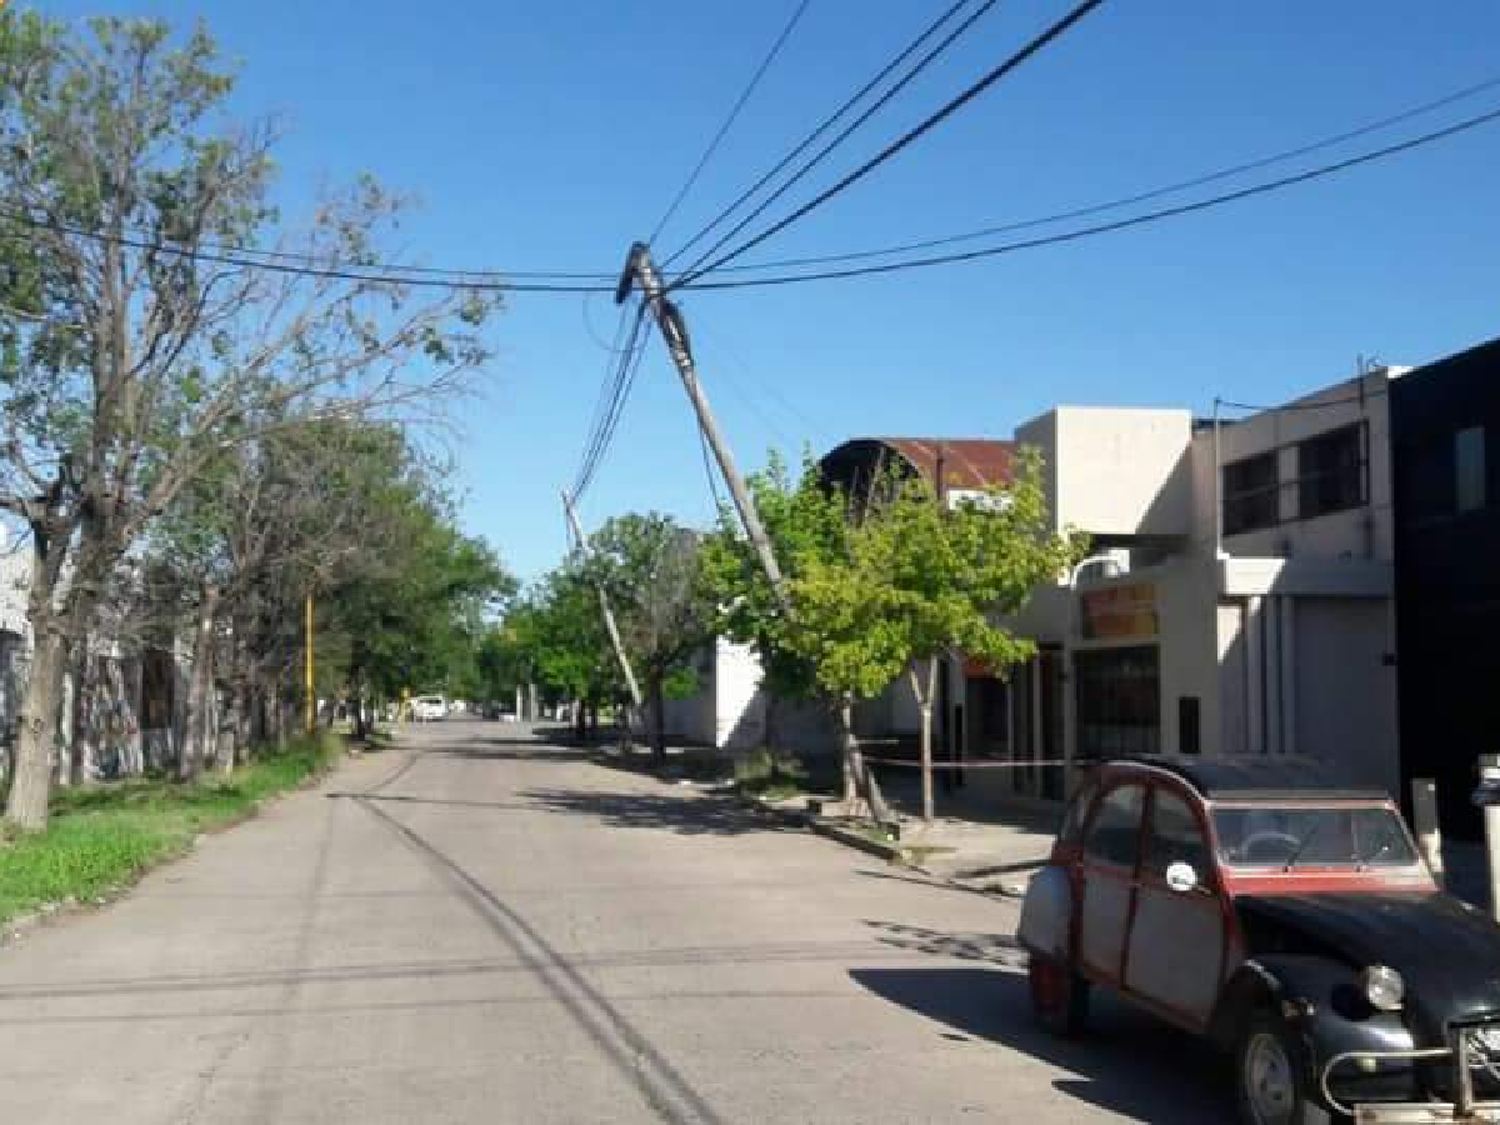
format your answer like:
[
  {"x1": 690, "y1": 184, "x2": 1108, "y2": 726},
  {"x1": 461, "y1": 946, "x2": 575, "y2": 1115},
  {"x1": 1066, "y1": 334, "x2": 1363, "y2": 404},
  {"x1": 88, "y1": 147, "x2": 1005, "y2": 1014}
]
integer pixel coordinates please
[{"x1": 1165, "y1": 861, "x2": 1199, "y2": 893}]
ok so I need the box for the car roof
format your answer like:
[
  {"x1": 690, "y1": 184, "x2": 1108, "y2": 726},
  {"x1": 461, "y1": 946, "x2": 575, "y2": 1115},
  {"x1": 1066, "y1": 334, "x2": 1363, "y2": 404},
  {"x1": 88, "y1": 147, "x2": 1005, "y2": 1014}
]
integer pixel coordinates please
[{"x1": 1100, "y1": 755, "x2": 1390, "y2": 802}]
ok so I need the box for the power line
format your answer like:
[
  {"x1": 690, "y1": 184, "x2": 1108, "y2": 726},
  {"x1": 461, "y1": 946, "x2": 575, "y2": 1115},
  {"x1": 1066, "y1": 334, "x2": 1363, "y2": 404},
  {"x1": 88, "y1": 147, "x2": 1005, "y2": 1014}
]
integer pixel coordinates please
[
  {"x1": 1215, "y1": 386, "x2": 1390, "y2": 415},
  {"x1": 674, "y1": 0, "x2": 1107, "y2": 288},
  {"x1": 668, "y1": 0, "x2": 1006, "y2": 282},
  {"x1": 0, "y1": 203, "x2": 616, "y2": 282},
  {"x1": 677, "y1": 101, "x2": 1500, "y2": 290},
  {"x1": 706, "y1": 71, "x2": 1500, "y2": 274},
  {"x1": 0, "y1": 206, "x2": 618, "y2": 294},
  {"x1": 649, "y1": 0, "x2": 814, "y2": 245},
  {"x1": 698, "y1": 424, "x2": 727, "y2": 513},
  {"x1": 574, "y1": 304, "x2": 650, "y2": 500},
  {"x1": 661, "y1": 0, "x2": 975, "y2": 268}
]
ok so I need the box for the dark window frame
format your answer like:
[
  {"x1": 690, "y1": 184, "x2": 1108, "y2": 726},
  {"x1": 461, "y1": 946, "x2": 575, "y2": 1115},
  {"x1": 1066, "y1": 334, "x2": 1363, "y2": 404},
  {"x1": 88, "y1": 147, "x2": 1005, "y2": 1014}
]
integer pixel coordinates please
[
  {"x1": 1222, "y1": 451, "x2": 1280, "y2": 536},
  {"x1": 1221, "y1": 420, "x2": 1372, "y2": 536},
  {"x1": 1297, "y1": 422, "x2": 1368, "y2": 520},
  {"x1": 1082, "y1": 781, "x2": 1147, "y2": 870}
]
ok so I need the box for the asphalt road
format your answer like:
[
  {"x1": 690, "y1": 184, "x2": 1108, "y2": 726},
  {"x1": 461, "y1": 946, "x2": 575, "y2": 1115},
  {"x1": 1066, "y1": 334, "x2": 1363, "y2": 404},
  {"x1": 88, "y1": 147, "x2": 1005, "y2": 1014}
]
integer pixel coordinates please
[{"x1": 0, "y1": 722, "x2": 1232, "y2": 1123}]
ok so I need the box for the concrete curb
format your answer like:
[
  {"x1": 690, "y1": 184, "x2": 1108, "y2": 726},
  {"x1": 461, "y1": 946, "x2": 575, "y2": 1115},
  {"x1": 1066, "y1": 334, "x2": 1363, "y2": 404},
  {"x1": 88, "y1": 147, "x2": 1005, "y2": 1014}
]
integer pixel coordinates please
[
  {"x1": 733, "y1": 792, "x2": 914, "y2": 863},
  {"x1": 808, "y1": 818, "x2": 910, "y2": 863}
]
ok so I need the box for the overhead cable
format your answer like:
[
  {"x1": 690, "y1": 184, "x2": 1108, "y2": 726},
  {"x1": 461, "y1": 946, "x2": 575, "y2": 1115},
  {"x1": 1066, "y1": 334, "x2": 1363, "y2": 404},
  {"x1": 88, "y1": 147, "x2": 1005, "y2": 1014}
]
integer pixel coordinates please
[
  {"x1": 669, "y1": 0, "x2": 1008, "y2": 281},
  {"x1": 673, "y1": 0, "x2": 1107, "y2": 287},
  {"x1": 650, "y1": 0, "x2": 814, "y2": 245},
  {"x1": 661, "y1": 0, "x2": 976, "y2": 268},
  {"x1": 677, "y1": 102, "x2": 1500, "y2": 290},
  {"x1": 708, "y1": 71, "x2": 1500, "y2": 274},
  {"x1": 0, "y1": 206, "x2": 618, "y2": 293}
]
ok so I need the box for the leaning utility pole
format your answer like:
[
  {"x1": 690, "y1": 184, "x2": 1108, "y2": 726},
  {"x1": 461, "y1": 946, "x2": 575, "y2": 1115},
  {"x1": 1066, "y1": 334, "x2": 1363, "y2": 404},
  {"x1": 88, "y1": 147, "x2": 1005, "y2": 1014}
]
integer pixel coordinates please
[
  {"x1": 561, "y1": 489, "x2": 643, "y2": 713},
  {"x1": 616, "y1": 242, "x2": 793, "y2": 617}
]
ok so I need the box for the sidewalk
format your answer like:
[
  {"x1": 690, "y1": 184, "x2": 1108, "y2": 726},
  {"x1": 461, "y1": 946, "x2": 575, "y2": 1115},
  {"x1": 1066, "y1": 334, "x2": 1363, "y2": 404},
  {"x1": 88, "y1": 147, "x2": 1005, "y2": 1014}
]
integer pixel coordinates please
[{"x1": 869, "y1": 770, "x2": 1060, "y2": 890}]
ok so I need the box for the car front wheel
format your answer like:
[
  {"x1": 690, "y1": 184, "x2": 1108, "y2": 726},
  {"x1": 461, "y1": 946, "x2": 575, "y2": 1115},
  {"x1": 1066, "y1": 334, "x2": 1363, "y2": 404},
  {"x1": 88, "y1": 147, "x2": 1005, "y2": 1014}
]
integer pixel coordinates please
[
  {"x1": 1235, "y1": 1012, "x2": 1333, "y2": 1125},
  {"x1": 1028, "y1": 953, "x2": 1088, "y2": 1037}
]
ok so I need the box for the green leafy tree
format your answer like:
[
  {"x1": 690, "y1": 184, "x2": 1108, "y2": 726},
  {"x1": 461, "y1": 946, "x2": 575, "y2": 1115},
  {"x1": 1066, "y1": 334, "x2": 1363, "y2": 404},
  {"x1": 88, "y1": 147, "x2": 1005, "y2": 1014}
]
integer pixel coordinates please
[
  {"x1": 706, "y1": 450, "x2": 1083, "y2": 820},
  {"x1": 846, "y1": 451, "x2": 1086, "y2": 821},
  {"x1": 702, "y1": 452, "x2": 882, "y2": 806},
  {"x1": 0, "y1": 14, "x2": 498, "y2": 829},
  {"x1": 585, "y1": 512, "x2": 715, "y2": 760},
  {"x1": 329, "y1": 496, "x2": 513, "y2": 737},
  {"x1": 522, "y1": 569, "x2": 625, "y2": 741}
]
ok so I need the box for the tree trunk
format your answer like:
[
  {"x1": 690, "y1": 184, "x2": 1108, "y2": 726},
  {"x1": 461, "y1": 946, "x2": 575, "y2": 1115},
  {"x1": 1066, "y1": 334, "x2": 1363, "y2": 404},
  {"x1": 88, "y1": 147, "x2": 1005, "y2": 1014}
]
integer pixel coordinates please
[
  {"x1": 352, "y1": 671, "x2": 370, "y2": 742},
  {"x1": 67, "y1": 649, "x2": 90, "y2": 787},
  {"x1": 573, "y1": 699, "x2": 585, "y2": 743},
  {"x1": 270, "y1": 671, "x2": 286, "y2": 750},
  {"x1": 911, "y1": 659, "x2": 939, "y2": 824},
  {"x1": 837, "y1": 695, "x2": 892, "y2": 823},
  {"x1": 180, "y1": 587, "x2": 219, "y2": 781},
  {"x1": 838, "y1": 696, "x2": 858, "y2": 807},
  {"x1": 587, "y1": 701, "x2": 599, "y2": 740},
  {"x1": 650, "y1": 676, "x2": 666, "y2": 762},
  {"x1": 5, "y1": 620, "x2": 69, "y2": 830},
  {"x1": 763, "y1": 690, "x2": 778, "y2": 754}
]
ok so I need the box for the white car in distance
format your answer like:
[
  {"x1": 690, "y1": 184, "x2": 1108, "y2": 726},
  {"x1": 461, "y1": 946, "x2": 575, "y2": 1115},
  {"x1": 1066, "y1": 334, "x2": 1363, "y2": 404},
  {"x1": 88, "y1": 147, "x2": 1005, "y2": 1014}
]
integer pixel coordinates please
[{"x1": 411, "y1": 695, "x2": 447, "y2": 722}]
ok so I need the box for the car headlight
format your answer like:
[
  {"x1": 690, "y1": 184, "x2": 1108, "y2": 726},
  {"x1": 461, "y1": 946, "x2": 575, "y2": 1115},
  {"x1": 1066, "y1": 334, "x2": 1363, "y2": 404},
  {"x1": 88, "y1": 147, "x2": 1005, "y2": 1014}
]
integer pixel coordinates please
[{"x1": 1363, "y1": 964, "x2": 1405, "y2": 1011}]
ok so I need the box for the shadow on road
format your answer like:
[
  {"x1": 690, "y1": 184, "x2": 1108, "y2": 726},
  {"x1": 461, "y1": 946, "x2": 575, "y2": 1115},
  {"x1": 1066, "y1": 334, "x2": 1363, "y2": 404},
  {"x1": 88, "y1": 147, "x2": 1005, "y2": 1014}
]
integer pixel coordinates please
[
  {"x1": 519, "y1": 786, "x2": 795, "y2": 837},
  {"x1": 863, "y1": 919, "x2": 1025, "y2": 967},
  {"x1": 336, "y1": 793, "x2": 535, "y2": 812},
  {"x1": 427, "y1": 744, "x2": 597, "y2": 762},
  {"x1": 849, "y1": 965, "x2": 1231, "y2": 1124}
]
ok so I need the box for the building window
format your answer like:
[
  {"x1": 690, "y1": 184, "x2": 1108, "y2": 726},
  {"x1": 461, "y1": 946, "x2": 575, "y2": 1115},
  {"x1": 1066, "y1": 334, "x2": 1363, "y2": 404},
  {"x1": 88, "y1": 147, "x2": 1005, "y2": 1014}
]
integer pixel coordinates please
[
  {"x1": 1456, "y1": 426, "x2": 1486, "y2": 513},
  {"x1": 1223, "y1": 452, "x2": 1279, "y2": 536},
  {"x1": 1076, "y1": 645, "x2": 1160, "y2": 760},
  {"x1": 1297, "y1": 423, "x2": 1366, "y2": 519}
]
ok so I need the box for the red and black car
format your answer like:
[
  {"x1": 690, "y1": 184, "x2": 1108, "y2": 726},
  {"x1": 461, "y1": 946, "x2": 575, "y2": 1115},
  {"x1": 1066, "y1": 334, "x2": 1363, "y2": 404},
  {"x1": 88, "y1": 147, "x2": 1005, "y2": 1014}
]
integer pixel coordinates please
[{"x1": 1017, "y1": 755, "x2": 1500, "y2": 1124}]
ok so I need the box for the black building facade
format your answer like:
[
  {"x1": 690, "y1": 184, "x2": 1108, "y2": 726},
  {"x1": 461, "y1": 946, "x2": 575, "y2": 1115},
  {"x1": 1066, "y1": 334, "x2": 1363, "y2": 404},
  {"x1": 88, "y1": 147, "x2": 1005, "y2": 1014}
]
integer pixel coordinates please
[{"x1": 1391, "y1": 336, "x2": 1500, "y2": 837}]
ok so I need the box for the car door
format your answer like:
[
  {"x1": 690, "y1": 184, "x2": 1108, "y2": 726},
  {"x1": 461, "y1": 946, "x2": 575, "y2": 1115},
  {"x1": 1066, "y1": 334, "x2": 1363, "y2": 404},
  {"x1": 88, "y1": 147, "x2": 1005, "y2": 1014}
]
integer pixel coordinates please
[
  {"x1": 1122, "y1": 782, "x2": 1226, "y2": 1028},
  {"x1": 1077, "y1": 780, "x2": 1146, "y2": 985}
]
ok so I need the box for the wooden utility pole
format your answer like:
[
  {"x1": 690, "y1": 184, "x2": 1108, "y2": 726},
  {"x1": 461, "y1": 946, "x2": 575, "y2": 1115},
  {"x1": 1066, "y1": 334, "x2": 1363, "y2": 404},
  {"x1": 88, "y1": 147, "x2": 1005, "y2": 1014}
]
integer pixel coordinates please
[
  {"x1": 616, "y1": 242, "x2": 792, "y2": 617},
  {"x1": 561, "y1": 489, "x2": 643, "y2": 713}
]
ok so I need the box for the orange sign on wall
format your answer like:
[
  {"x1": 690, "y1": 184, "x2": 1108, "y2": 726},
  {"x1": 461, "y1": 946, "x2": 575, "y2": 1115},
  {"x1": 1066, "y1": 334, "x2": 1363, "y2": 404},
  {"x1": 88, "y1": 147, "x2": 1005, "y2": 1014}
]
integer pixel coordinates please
[{"x1": 1080, "y1": 582, "x2": 1158, "y2": 640}]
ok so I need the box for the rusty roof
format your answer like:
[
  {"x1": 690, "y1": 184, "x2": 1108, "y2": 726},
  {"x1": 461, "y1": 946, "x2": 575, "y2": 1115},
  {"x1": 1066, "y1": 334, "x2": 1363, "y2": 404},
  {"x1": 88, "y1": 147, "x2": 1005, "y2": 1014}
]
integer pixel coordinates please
[{"x1": 821, "y1": 437, "x2": 1015, "y2": 491}]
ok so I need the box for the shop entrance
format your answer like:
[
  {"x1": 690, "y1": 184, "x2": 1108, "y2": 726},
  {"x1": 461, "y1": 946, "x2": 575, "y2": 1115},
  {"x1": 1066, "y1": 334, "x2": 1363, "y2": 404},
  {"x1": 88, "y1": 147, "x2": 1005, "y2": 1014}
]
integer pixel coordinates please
[{"x1": 1075, "y1": 645, "x2": 1161, "y2": 760}]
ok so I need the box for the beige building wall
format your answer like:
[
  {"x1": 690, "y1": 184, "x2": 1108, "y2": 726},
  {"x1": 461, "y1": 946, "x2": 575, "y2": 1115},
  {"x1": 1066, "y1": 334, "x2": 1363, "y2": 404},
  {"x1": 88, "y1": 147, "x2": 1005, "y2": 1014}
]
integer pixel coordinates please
[{"x1": 1017, "y1": 406, "x2": 1194, "y2": 536}]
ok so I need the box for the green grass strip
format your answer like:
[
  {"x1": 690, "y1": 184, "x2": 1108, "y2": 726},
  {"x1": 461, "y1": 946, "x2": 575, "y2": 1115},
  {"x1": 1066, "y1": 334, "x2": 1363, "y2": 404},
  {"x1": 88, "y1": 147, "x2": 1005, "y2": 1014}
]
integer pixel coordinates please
[{"x1": 0, "y1": 735, "x2": 339, "y2": 930}]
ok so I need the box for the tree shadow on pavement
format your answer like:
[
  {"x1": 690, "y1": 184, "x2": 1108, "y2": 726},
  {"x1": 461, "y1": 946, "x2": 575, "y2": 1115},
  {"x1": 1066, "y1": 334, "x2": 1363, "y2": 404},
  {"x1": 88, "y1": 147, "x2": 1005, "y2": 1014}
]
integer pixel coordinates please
[
  {"x1": 427, "y1": 744, "x2": 597, "y2": 762},
  {"x1": 849, "y1": 965, "x2": 1231, "y2": 1124},
  {"x1": 863, "y1": 919, "x2": 1026, "y2": 967},
  {"x1": 518, "y1": 786, "x2": 796, "y2": 837}
]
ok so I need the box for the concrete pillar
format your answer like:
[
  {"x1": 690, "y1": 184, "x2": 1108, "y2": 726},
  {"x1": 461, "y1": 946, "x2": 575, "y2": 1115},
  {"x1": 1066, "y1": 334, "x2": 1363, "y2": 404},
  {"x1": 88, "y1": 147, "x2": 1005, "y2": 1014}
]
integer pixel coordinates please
[
  {"x1": 1279, "y1": 597, "x2": 1297, "y2": 756},
  {"x1": 1246, "y1": 596, "x2": 1264, "y2": 755},
  {"x1": 1263, "y1": 597, "x2": 1282, "y2": 757}
]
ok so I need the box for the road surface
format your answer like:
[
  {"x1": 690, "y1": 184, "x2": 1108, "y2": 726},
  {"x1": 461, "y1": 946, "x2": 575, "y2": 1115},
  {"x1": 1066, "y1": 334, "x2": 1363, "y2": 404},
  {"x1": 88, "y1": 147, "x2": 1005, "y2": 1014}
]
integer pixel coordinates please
[{"x1": 0, "y1": 722, "x2": 1230, "y2": 1123}]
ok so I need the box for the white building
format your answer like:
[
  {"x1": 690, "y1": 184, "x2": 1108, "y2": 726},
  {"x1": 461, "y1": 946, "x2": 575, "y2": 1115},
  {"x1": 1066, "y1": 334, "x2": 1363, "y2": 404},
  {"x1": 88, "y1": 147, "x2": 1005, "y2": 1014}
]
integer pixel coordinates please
[{"x1": 960, "y1": 366, "x2": 1402, "y2": 804}]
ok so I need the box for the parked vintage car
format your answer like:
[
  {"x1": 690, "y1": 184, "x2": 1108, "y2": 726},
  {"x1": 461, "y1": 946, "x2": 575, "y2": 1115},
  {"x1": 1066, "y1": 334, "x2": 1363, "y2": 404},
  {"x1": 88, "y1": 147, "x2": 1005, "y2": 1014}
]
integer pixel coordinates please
[{"x1": 1018, "y1": 755, "x2": 1500, "y2": 1124}]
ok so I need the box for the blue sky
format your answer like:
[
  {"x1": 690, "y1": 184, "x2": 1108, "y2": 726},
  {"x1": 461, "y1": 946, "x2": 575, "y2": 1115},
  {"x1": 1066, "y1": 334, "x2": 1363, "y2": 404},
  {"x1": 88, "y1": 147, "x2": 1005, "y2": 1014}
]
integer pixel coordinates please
[{"x1": 42, "y1": 0, "x2": 1500, "y2": 582}]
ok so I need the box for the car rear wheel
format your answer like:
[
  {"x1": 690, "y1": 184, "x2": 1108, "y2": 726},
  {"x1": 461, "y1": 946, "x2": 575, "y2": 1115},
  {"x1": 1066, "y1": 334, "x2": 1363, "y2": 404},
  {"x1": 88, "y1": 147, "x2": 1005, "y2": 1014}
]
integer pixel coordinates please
[
  {"x1": 1235, "y1": 1012, "x2": 1333, "y2": 1125},
  {"x1": 1028, "y1": 953, "x2": 1089, "y2": 1037}
]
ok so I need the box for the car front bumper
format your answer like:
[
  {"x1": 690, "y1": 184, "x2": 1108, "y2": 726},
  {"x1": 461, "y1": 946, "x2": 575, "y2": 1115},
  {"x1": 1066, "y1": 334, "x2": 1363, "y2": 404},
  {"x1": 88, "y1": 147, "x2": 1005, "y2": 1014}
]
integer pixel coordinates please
[
  {"x1": 1325, "y1": 1033, "x2": 1500, "y2": 1123},
  {"x1": 1353, "y1": 1106, "x2": 1500, "y2": 1123}
]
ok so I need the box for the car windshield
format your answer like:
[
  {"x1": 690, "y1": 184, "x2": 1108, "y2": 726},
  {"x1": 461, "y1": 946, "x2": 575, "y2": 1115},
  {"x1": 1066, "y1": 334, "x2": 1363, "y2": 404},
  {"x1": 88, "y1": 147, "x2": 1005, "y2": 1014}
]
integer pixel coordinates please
[{"x1": 1211, "y1": 805, "x2": 1418, "y2": 869}]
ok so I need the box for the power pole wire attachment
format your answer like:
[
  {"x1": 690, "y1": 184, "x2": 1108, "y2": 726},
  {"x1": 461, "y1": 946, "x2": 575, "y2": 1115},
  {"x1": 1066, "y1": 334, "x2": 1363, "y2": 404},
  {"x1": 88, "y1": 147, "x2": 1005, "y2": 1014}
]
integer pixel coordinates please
[{"x1": 616, "y1": 242, "x2": 793, "y2": 619}]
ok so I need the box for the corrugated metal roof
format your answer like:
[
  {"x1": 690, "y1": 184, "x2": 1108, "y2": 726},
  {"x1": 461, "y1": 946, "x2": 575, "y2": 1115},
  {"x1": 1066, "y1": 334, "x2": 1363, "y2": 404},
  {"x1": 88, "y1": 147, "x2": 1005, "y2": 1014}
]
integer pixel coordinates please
[{"x1": 821, "y1": 437, "x2": 1015, "y2": 491}]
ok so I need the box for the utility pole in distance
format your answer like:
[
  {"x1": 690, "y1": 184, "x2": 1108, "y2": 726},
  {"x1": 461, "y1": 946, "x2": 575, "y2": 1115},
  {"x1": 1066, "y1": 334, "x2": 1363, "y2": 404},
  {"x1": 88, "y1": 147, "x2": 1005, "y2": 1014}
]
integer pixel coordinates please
[
  {"x1": 561, "y1": 489, "x2": 644, "y2": 717},
  {"x1": 616, "y1": 242, "x2": 793, "y2": 618}
]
